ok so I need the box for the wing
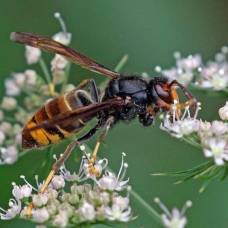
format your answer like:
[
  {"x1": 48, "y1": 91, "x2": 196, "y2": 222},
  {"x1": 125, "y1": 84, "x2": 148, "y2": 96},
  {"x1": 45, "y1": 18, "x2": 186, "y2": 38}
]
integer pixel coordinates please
[
  {"x1": 10, "y1": 32, "x2": 120, "y2": 79},
  {"x1": 25, "y1": 97, "x2": 128, "y2": 132}
]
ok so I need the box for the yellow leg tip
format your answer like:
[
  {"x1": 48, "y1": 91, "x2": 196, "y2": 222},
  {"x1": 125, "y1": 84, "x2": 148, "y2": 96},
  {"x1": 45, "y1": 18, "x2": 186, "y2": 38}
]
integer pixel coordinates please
[
  {"x1": 48, "y1": 83, "x2": 57, "y2": 97},
  {"x1": 26, "y1": 203, "x2": 34, "y2": 217}
]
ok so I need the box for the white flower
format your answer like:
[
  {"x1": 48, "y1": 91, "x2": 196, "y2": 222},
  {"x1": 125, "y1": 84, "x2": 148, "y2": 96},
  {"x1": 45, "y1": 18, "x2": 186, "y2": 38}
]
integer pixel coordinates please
[
  {"x1": 52, "y1": 32, "x2": 72, "y2": 46},
  {"x1": 219, "y1": 102, "x2": 228, "y2": 120},
  {"x1": 1, "y1": 97, "x2": 17, "y2": 111},
  {"x1": 13, "y1": 73, "x2": 26, "y2": 87},
  {"x1": 0, "y1": 198, "x2": 21, "y2": 220},
  {"x1": 162, "y1": 209, "x2": 187, "y2": 228},
  {"x1": 25, "y1": 45, "x2": 41, "y2": 65},
  {"x1": 154, "y1": 198, "x2": 192, "y2": 228},
  {"x1": 79, "y1": 202, "x2": 95, "y2": 221},
  {"x1": 203, "y1": 137, "x2": 228, "y2": 166},
  {"x1": 32, "y1": 208, "x2": 49, "y2": 223},
  {"x1": 176, "y1": 72, "x2": 193, "y2": 86},
  {"x1": 1, "y1": 146, "x2": 18, "y2": 165},
  {"x1": 99, "y1": 192, "x2": 110, "y2": 205},
  {"x1": 15, "y1": 133, "x2": 22, "y2": 145},
  {"x1": 199, "y1": 121, "x2": 211, "y2": 132},
  {"x1": 51, "y1": 54, "x2": 68, "y2": 71},
  {"x1": 211, "y1": 74, "x2": 228, "y2": 90},
  {"x1": 176, "y1": 54, "x2": 202, "y2": 71},
  {"x1": 97, "y1": 153, "x2": 129, "y2": 191},
  {"x1": 160, "y1": 101, "x2": 201, "y2": 138},
  {"x1": 0, "y1": 122, "x2": 12, "y2": 134},
  {"x1": 51, "y1": 175, "x2": 65, "y2": 189},
  {"x1": 104, "y1": 204, "x2": 131, "y2": 222},
  {"x1": 52, "y1": 12, "x2": 71, "y2": 45},
  {"x1": 12, "y1": 183, "x2": 32, "y2": 200},
  {"x1": 51, "y1": 54, "x2": 68, "y2": 84},
  {"x1": 162, "y1": 68, "x2": 178, "y2": 81},
  {"x1": 52, "y1": 212, "x2": 68, "y2": 227},
  {"x1": 46, "y1": 188, "x2": 58, "y2": 200},
  {"x1": 211, "y1": 121, "x2": 227, "y2": 135},
  {"x1": 5, "y1": 79, "x2": 20, "y2": 96},
  {"x1": 161, "y1": 118, "x2": 199, "y2": 138},
  {"x1": 198, "y1": 80, "x2": 213, "y2": 88},
  {"x1": 221, "y1": 46, "x2": 228, "y2": 54},
  {"x1": 24, "y1": 69, "x2": 37, "y2": 86},
  {"x1": 59, "y1": 163, "x2": 79, "y2": 182},
  {"x1": 179, "y1": 118, "x2": 200, "y2": 135},
  {"x1": 201, "y1": 64, "x2": 217, "y2": 78},
  {"x1": 32, "y1": 194, "x2": 48, "y2": 207},
  {"x1": 112, "y1": 196, "x2": 129, "y2": 211}
]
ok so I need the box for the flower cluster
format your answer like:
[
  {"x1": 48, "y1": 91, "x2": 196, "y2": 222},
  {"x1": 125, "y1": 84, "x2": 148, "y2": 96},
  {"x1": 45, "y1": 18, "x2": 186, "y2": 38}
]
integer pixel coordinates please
[
  {"x1": 0, "y1": 13, "x2": 74, "y2": 165},
  {"x1": 155, "y1": 46, "x2": 228, "y2": 91},
  {"x1": 0, "y1": 151, "x2": 132, "y2": 226},
  {"x1": 161, "y1": 101, "x2": 228, "y2": 166}
]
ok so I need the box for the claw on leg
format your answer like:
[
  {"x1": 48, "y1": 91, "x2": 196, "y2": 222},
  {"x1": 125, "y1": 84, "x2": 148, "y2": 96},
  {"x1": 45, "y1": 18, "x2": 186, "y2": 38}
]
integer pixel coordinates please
[{"x1": 25, "y1": 169, "x2": 56, "y2": 217}]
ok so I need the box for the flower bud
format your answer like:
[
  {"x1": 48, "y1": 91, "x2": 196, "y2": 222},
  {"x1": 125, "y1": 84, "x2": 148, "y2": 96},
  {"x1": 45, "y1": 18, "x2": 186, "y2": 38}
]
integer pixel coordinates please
[{"x1": 51, "y1": 175, "x2": 65, "y2": 189}]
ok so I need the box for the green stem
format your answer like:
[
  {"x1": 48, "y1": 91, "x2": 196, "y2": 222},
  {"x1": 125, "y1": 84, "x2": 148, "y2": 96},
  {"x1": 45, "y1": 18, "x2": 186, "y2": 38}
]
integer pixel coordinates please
[
  {"x1": 99, "y1": 54, "x2": 129, "y2": 90},
  {"x1": 182, "y1": 136, "x2": 201, "y2": 149},
  {"x1": 114, "y1": 54, "x2": 128, "y2": 72},
  {"x1": 130, "y1": 189, "x2": 162, "y2": 225},
  {"x1": 39, "y1": 58, "x2": 52, "y2": 84}
]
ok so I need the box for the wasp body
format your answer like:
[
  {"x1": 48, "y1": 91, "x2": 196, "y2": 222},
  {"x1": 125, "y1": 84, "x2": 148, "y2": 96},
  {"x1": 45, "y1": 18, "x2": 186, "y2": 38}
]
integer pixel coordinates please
[{"x1": 11, "y1": 32, "x2": 196, "y2": 195}]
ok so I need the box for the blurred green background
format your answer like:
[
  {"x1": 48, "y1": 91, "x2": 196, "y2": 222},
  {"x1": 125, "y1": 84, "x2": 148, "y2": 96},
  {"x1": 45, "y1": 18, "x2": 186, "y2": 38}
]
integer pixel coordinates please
[{"x1": 0, "y1": 0, "x2": 228, "y2": 227}]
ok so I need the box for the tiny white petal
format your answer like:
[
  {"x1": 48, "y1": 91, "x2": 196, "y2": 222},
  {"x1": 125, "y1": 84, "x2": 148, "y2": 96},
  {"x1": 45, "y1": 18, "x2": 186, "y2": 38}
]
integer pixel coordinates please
[{"x1": 25, "y1": 46, "x2": 41, "y2": 65}]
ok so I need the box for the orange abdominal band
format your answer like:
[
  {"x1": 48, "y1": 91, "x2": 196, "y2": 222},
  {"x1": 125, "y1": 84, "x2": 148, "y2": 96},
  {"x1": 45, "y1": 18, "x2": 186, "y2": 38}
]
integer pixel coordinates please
[{"x1": 27, "y1": 121, "x2": 49, "y2": 146}]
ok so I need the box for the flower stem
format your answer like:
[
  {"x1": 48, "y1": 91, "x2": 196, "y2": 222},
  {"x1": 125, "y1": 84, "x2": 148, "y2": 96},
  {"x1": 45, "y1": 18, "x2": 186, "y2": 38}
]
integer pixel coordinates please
[
  {"x1": 114, "y1": 54, "x2": 128, "y2": 72},
  {"x1": 130, "y1": 189, "x2": 162, "y2": 225},
  {"x1": 182, "y1": 136, "x2": 201, "y2": 149},
  {"x1": 39, "y1": 58, "x2": 52, "y2": 84}
]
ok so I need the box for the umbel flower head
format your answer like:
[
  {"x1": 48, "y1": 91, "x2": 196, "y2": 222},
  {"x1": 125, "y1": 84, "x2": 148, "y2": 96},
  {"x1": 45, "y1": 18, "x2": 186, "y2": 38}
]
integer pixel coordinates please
[
  {"x1": 0, "y1": 152, "x2": 132, "y2": 227},
  {"x1": 155, "y1": 46, "x2": 228, "y2": 91},
  {"x1": 160, "y1": 99, "x2": 228, "y2": 166}
]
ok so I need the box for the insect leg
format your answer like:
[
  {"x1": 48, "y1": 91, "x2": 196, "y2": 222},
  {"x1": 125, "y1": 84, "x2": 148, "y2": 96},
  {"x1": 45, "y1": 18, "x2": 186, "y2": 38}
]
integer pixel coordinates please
[
  {"x1": 87, "y1": 116, "x2": 115, "y2": 176},
  {"x1": 170, "y1": 80, "x2": 197, "y2": 114},
  {"x1": 43, "y1": 124, "x2": 101, "y2": 192},
  {"x1": 26, "y1": 123, "x2": 101, "y2": 216}
]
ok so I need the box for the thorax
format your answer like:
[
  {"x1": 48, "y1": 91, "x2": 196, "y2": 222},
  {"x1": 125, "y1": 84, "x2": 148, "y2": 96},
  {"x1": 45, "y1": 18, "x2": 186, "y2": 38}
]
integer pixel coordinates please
[{"x1": 104, "y1": 76, "x2": 149, "y2": 104}]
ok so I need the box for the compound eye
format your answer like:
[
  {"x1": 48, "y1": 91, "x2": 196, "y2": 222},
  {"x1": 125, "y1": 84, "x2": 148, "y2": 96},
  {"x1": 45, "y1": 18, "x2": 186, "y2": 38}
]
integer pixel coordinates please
[{"x1": 155, "y1": 84, "x2": 172, "y2": 103}]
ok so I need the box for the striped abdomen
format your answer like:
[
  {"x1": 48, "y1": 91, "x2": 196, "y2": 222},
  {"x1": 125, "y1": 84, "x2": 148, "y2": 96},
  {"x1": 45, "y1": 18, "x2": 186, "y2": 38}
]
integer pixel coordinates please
[{"x1": 22, "y1": 89, "x2": 94, "y2": 149}]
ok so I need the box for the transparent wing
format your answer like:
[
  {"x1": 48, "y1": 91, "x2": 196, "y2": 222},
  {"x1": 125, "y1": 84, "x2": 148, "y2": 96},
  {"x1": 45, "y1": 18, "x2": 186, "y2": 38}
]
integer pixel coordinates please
[{"x1": 11, "y1": 32, "x2": 120, "y2": 79}]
